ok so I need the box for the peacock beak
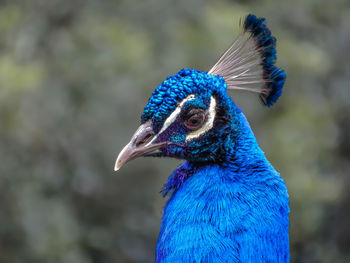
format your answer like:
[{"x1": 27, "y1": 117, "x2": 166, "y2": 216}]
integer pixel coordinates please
[{"x1": 114, "y1": 120, "x2": 167, "y2": 171}]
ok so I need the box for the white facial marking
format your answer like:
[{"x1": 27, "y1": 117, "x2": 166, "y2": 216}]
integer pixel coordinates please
[
  {"x1": 146, "y1": 94, "x2": 195, "y2": 146},
  {"x1": 186, "y1": 96, "x2": 216, "y2": 142}
]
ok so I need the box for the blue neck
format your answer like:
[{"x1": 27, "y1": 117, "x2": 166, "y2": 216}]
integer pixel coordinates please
[
  {"x1": 157, "y1": 113, "x2": 290, "y2": 262},
  {"x1": 162, "y1": 112, "x2": 272, "y2": 195}
]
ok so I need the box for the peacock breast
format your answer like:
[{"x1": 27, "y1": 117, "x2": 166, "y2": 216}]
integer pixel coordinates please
[{"x1": 156, "y1": 164, "x2": 289, "y2": 262}]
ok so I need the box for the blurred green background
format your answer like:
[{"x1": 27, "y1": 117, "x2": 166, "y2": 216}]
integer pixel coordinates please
[{"x1": 0, "y1": 0, "x2": 349, "y2": 262}]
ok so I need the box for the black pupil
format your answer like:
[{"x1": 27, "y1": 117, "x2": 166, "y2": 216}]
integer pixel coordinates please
[
  {"x1": 185, "y1": 112, "x2": 205, "y2": 130},
  {"x1": 184, "y1": 109, "x2": 205, "y2": 130},
  {"x1": 191, "y1": 118, "x2": 198, "y2": 124}
]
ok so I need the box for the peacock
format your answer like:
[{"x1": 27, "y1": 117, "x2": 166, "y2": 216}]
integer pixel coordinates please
[{"x1": 115, "y1": 14, "x2": 289, "y2": 263}]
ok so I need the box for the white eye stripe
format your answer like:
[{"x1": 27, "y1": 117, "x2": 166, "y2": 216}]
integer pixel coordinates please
[
  {"x1": 158, "y1": 94, "x2": 195, "y2": 135},
  {"x1": 145, "y1": 94, "x2": 195, "y2": 146},
  {"x1": 186, "y1": 96, "x2": 216, "y2": 142}
]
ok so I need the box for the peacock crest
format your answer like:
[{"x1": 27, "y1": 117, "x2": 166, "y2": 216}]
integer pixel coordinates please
[{"x1": 209, "y1": 14, "x2": 286, "y2": 107}]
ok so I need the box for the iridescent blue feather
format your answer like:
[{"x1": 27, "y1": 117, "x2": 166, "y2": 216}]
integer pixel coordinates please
[
  {"x1": 209, "y1": 14, "x2": 286, "y2": 107},
  {"x1": 117, "y1": 14, "x2": 289, "y2": 263},
  {"x1": 244, "y1": 14, "x2": 286, "y2": 106}
]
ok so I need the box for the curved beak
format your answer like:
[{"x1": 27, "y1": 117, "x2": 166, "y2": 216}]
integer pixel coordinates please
[{"x1": 114, "y1": 121, "x2": 166, "y2": 171}]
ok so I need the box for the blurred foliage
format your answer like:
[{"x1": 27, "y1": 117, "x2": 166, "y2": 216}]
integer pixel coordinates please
[{"x1": 0, "y1": 0, "x2": 349, "y2": 262}]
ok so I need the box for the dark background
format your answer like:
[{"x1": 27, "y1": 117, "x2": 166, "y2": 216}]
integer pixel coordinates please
[{"x1": 0, "y1": 0, "x2": 349, "y2": 262}]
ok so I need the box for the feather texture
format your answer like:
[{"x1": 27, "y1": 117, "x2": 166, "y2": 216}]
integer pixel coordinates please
[
  {"x1": 117, "y1": 14, "x2": 289, "y2": 263},
  {"x1": 157, "y1": 113, "x2": 289, "y2": 262},
  {"x1": 209, "y1": 14, "x2": 286, "y2": 107}
]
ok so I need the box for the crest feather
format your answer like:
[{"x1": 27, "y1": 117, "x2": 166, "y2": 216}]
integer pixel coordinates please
[{"x1": 208, "y1": 14, "x2": 286, "y2": 107}]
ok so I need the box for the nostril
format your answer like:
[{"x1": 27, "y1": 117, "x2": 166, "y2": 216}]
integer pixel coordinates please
[{"x1": 135, "y1": 132, "x2": 154, "y2": 147}]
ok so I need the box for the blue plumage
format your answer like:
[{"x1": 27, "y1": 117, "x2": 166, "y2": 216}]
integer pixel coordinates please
[
  {"x1": 158, "y1": 112, "x2": 289, "y2": 262},
  {"x1": 244, "y1": 14, "x2": 286, "y2": 106},
  {"x1": 115, "y1": 14, "x2": 289, "y2": 262},
  {"x1": 141, "y1": 69, "x2": 225, "y2": 133}
]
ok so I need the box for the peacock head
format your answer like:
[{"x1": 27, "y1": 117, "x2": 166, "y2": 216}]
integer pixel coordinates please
[{"x1": 114, "y1": 14, "x2": 286, "y2": 171}]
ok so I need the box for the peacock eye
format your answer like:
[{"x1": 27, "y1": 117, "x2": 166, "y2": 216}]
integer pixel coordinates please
[{"x1": 184, "y1": 109, "x2": 206, "y2": 130}]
